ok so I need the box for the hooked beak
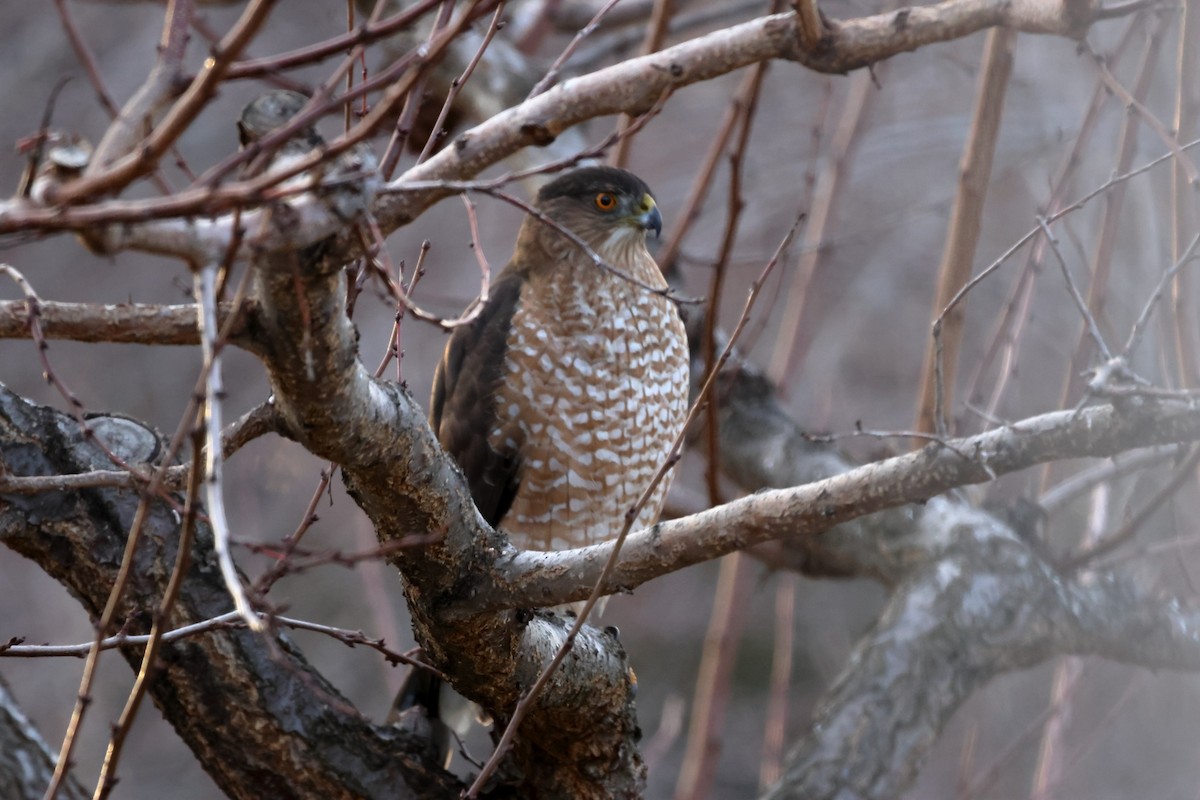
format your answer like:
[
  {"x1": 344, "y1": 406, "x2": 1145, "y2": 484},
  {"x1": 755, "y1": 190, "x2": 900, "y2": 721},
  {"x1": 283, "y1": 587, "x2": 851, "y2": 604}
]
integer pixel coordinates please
[{"x1": 636, "y1": 195, "x2": 662, "y2": 239}]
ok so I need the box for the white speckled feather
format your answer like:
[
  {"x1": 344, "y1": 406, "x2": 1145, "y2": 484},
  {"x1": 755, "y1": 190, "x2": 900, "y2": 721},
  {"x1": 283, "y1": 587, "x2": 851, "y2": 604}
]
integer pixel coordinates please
[{"x1": 492, "y1": 230, "x2": 688, "y2": 552}]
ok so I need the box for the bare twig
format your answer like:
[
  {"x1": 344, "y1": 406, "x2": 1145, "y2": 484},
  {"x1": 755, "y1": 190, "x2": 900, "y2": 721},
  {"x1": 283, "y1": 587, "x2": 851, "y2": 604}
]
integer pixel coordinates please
[
  {"x1": 1037, "y1": 215, "x2": 1113, "y2": 362},
  {"x1": 60, "y1": 0, "x2": 269, "y2": 203},
  {"x1": 527, "y1": 0, "x2": 624, "y2": 97},
  {"x1": 92, "y1": 427, "x2": 205, "y2": 800},
  {"x1": 1087, "y1": 36, "x2": 1199, "y2": 186},
  {"x1": 51, "y1": 0, "x2": 118, "y2": 117},
  {"x1": 611, "y1": 0, "x2": 675, "y2": 167},
  {"x1": 0, "y1": 401, "x2": 274, "y2": 495},
  {"x1": 223, "y1": 0, "x2": 445, "y2": 79},
  {"x1": 759, "y1": 573, "x2": 796, "y2": 789},
  {"x1": 702, "y1": 58, "x2": 767, "y2": 501},
  {"x1": 674, "y1": 552, "x2": 753, "y2": 800},
  {"x1": 916, "y1": 27, "x2": 1016, "y2": 437},
  {"x1": 1039, "y1": 446, "x2": 1181, "y2": 513},
  {"x1": 643, "y1": 694, "x2": 686, "y2": 771},
  {"x1": 1062, "y1": 445, "x2": 1200, "y2": 572},
  {"x1": 416, "y1": 2, "x2": 507, "y2": 165},
  {"x1": 360, "y1": 214, "x2": 492, "y2": 330},
  {"x1": 379, "y1": 0, "x2": 457, "y2": 176},
  {"x1": 1030, "y1": 480, "x2": 1107, "y2": 800},
  {"x1": 1121, "y1": 232, "x2": 1200, "y2": 358},
  {"x1": 196, "y1": 263, "x2": 263, "y2": 632},
  {"x1": 1, "y1": 611, "x2": 437, "y2": 675},
  {"x1": 939, "y1": 133, "x2": 1200, "y2": 341},
  {"x1": 573, "y1": 0, "x2": 763, "y2": 70},
  {"x1": 767, "y1": 64, "x2": 873, "y2": 384}
]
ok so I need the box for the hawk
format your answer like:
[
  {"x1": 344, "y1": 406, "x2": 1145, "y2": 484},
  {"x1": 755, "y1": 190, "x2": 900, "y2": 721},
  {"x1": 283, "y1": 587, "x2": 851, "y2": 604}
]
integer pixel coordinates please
[
  {"x1": 432, "y1": 165, "x2": 689, "y2": 581},
  {"x1": 392, "y1": 167, "x2": 687, "y2": 762}
]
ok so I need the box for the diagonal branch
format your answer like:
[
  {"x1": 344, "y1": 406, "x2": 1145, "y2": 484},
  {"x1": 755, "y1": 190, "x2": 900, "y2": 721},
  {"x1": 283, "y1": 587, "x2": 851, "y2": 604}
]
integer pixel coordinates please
[
  {"x1": 758, "y1": 505, "x2": 1200, "y2": 799},
  {"x1": 2, "y1": 0, "x2": 1126, "y2": 245},
  {"x1": 481, "y1": 395, "x2": 1200, "y2": 609},
  {"x1": 0, "y1": 390, "x2": 460, "y2": 800}
]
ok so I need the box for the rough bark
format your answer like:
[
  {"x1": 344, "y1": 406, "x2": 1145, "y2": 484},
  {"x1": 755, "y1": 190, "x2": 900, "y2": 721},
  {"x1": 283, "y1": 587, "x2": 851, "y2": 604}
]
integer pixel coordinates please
[{"x1": 0, "y1": 390, "x2": 461, "y2": 800}]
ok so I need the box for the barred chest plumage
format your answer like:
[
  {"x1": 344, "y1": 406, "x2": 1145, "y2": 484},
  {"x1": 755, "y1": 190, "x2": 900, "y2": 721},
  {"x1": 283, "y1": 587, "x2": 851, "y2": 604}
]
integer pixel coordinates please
[{"x1": 488, "y1": 249, "x2": 690, "y2": 552}]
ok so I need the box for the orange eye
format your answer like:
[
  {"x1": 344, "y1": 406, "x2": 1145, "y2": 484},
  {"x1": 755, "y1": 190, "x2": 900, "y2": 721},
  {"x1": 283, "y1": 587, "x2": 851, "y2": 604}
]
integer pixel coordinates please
[{"x1": 594, "y1": 192, "x2": 617, "y2": 211}]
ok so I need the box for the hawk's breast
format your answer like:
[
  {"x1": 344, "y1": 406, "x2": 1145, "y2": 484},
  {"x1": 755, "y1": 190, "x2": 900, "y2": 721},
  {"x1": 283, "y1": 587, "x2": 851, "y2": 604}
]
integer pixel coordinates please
[{"x1": 489, "y1": 259, "x2": 689, "y2": 552}]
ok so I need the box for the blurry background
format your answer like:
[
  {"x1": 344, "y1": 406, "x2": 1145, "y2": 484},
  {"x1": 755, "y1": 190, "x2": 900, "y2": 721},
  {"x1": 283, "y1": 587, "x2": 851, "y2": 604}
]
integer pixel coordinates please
[{"x1": 3, "y1": 1, "x2": 1199, "y2": 797}]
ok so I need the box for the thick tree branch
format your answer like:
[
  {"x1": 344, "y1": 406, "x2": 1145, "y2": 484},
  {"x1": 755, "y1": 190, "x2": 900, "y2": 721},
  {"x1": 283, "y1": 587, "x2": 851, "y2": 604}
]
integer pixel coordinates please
[
  {"x1": 759, "y1": 502, "x2": 1200, "y2": 799},
  {"x1": 481, "y1": 396, "x2": 1200, "y2": 608},
  {"x1": 0, "y1": 300, "x2": 255, "y2": 347},
  {"x1": 1, "y1": 0, "x2": 1119, "y2": 247},
  {"x1": 378, "y1": 2, "x2": 1102, "y2": 231},
  {"x1": 0, "y1": 389, "x2": 460, "y2": 800}
]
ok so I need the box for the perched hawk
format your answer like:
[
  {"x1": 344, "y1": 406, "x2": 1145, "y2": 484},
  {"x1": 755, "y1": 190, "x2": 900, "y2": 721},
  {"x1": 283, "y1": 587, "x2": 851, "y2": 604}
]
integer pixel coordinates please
[
  {"x1": 432, "y1": 165, "x2": 689, "y2": 571},
  {"x1": 392, "y1": 167, "x2": 687, "y2": 761}
]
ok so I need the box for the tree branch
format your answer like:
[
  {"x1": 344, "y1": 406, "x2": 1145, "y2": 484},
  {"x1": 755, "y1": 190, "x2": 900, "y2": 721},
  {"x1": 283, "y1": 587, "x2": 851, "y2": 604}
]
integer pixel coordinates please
[
  {"x1": 480, "y1": 395, "x2": 1200, "y2": 609},
  {"x1": 0, "y1": 390, "x2": 460, "y2": 800},
  {"x1": 0, "y1": 300, "x2": 254, "y2": 348},
  {"x1": 1, "y1": 0, "x2": 1121, "y2": 246},
  {"x1": 760, "y1": 503, "x2": 1200, "y2": 799}
]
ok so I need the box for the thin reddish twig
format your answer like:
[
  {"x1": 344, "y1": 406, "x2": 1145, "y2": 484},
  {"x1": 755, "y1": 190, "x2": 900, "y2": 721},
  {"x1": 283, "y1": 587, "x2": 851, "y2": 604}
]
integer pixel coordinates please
[
  {"x1": 416, "y1": 2, "x2": 507, "y2": 165},
  {"x1": 526, "y1": 0, "x2": 624, "y2": 98},
  {"x1": 611, "y1": 0, "x2": 675, "y2": 167},
  {"x1": 916, "y1": 27, "x2": 1016, "y2": 438},
  {"x1": 224, "y1": 0, "x2": 445, "y2": 79},
  {"x1": 673, "y1": 553, "x2": 753, "y2": 800},
  {"x1": 51, "y1": 0, "x2": 117, "y2": 117},
  {"x1": 766, "y1": 67, "x2": 872, "y2": 385},
  {"x1": 1061, "y1": 445, "x2": 1200, "y2": 572},
  {"x1": 759, "y1": 573, "x2": 796, "y2": 789},
  {"x1": 55, "y1": 0, "x2": 270, "y2": 204},
  {"x1": 1, "y1": 611, "x2": 437, "y2": 675},
  {"x1": 380, "y1": 0, "x2": 458, "y2": 176},
  {"x1": 92, "y1": 428, "x2": 205, "y2": 800}
]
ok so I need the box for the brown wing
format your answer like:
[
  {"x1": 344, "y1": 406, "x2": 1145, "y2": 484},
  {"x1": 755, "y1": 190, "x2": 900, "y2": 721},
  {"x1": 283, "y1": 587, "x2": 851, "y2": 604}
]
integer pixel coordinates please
[{"x1": 430, "y1": 272, "x2": 525, "y2": 527}]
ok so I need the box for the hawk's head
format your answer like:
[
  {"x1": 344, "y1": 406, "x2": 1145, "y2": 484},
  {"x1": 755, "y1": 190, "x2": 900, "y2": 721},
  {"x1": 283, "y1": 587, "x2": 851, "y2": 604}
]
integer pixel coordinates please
[{"x1": 531, "y1": 166, "x2": 663, "y2": 260}]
